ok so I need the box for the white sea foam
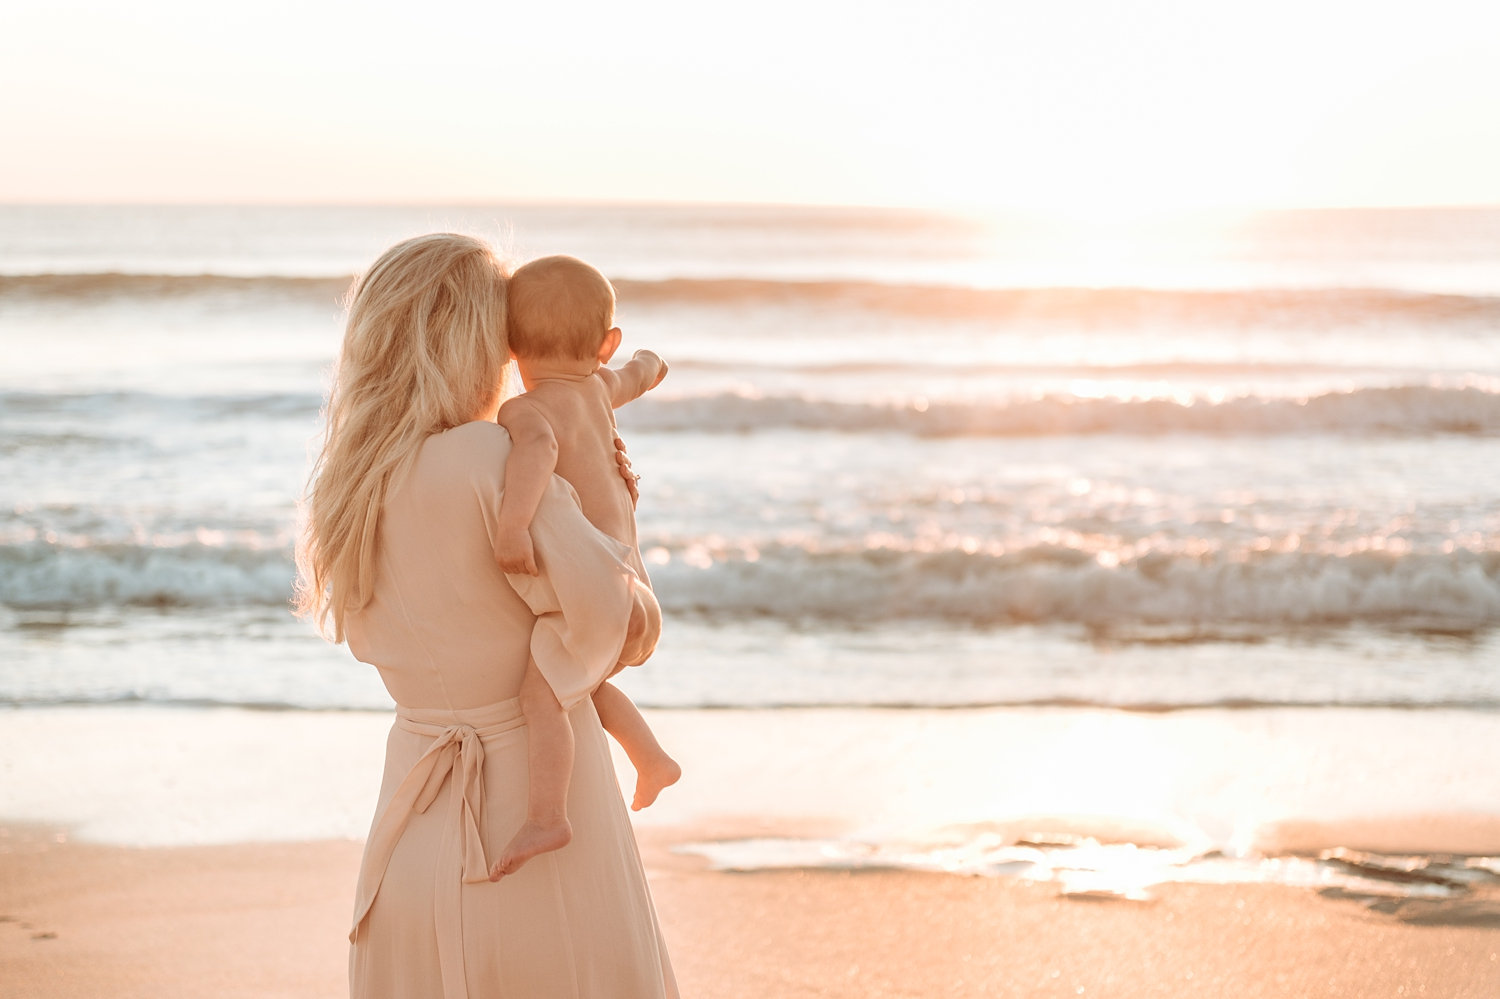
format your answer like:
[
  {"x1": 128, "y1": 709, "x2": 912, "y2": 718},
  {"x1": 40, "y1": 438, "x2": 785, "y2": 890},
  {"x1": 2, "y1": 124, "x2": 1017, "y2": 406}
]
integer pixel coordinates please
[
  {"x1": 647, "y1": 543, "x2": 1500, "y2": 629},
  {"x1": 5, "y1": 536, "x2": 1497, "y2": 634},
  {"x1": 0, "y1": 540, "x2": 293, "y2": 609}
]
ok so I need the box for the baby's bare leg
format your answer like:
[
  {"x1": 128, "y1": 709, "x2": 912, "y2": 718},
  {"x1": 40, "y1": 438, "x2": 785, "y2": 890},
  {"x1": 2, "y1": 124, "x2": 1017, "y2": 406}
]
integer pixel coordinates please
[
  {"x1": 492, "y1": 660, "x2": 574, "y2": 879},
  {"x1": 593, "y1": 680, "x2": 680, "y2": 811}
]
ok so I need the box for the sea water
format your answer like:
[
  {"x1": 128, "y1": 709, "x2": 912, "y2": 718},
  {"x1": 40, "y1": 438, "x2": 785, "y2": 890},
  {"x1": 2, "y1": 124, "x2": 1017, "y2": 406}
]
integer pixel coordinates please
[
  {"x1": 2, "y1": 205, "x2": 1499, "y2": 890},
  {"x1": 3, "y1": 204, "x2": 1497, "y2": 713}
]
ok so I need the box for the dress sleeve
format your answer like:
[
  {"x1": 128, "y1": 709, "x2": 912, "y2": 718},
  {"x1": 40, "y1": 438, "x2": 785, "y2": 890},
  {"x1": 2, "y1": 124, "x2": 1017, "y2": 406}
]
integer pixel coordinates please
[{"x1": 485, "y1": 474, "x2": 658, "y2": 709}]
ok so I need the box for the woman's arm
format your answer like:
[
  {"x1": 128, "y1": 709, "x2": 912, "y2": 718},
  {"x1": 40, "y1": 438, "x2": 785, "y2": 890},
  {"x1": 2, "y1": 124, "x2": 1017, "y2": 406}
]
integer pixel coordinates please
[{"x1": 496, "y1": 476, "x2": 660, "y2": 709}]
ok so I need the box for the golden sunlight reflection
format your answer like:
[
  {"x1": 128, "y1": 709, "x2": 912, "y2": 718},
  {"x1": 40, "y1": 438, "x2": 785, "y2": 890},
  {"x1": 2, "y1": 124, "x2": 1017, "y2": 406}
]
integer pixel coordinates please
[{"x1": 956, "y1": 209, "x2": 1283, "y2": 292}]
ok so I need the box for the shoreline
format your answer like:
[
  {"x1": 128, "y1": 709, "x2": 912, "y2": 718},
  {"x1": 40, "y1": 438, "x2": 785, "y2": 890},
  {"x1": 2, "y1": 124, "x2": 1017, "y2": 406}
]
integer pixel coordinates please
[
  {"x1": 3, "y1": 823, "x2": 1498, "y2": 999},
  {"x1": 5, "y1": 703, "x2": 1499, "y2": 858}
]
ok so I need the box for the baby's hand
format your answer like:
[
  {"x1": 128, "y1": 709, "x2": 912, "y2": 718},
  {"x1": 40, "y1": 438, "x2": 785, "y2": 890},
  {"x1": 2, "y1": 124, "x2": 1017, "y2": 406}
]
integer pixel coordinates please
[
  {"x1": 633, "y1": 349, "x2": 668, "y2": 390},
  {"x1": 497, "y1": 528, "x2": 539, "y2": 576}
]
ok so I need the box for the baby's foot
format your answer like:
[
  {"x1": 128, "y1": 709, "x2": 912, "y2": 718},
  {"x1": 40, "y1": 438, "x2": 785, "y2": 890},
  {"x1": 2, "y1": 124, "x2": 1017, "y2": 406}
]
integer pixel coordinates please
[
  {"x1": 631, "y1": 754, "x2": 682, "y2": 811},
  {"x1": 491, "y1": 818, "x2": 572, "y2": 880}
]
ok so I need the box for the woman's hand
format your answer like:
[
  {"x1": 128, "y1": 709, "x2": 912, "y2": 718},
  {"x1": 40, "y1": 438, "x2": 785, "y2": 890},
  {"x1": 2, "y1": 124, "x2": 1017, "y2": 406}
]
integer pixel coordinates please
[{"x1": 614, "y1": 436, "x2": 639, "y2": 508}]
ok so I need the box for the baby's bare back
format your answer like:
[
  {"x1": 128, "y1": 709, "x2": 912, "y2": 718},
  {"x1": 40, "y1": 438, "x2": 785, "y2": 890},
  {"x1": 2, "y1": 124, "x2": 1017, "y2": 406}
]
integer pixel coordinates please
[{"x1": 521, "y1": 374, "x2": 642, "y2": 573}]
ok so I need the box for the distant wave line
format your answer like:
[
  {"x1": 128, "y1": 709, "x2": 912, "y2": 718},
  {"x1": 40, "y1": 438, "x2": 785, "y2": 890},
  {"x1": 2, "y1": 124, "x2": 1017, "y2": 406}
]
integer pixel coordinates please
[
  {"x1": 4, "y1": 272, "x2": 1500, "y2": 326},
  {"x1": 0, "y1": 272, "x2": 350, "y2": 300},
  {"x1": 669, "y1": 358, "x2": 1444, "y2": 379},
  {"x1": 620, "y1": 277, "x2": 1500, "y2": 326}
]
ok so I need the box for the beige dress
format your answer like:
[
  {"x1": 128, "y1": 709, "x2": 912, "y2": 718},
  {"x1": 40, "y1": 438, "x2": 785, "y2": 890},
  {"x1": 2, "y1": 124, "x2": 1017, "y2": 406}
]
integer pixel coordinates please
[{"x1": 344, "y1": 420, "x2": 677, "y2": 999}]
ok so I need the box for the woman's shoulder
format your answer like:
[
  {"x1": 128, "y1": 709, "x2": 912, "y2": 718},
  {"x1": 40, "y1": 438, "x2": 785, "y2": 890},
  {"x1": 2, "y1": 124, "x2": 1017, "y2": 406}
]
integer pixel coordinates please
[
  {"x1": 412, "y1": 421, "x2": 511, "y2": 485},
  {"x1": 425, "y1": 420, "x2": 511, "y2": 459}
]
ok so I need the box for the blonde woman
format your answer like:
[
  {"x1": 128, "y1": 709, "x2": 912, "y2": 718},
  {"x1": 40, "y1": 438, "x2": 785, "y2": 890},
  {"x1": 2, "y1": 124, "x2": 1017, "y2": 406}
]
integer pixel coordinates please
[{"x1": 298, "y1": 233, "x2": 676, "y2": 998}]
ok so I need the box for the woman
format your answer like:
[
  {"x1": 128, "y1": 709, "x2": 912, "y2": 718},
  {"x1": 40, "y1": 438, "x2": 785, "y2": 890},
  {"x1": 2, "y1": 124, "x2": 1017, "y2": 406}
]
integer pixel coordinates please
[{"x1": 297, "y1": 233, "x2": 677, "y2": 998}]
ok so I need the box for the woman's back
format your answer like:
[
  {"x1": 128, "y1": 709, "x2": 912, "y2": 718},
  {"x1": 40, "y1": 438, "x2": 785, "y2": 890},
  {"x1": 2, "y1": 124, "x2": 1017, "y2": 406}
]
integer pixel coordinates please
[{"x1": 346, "y1": 420, "x2": 533, "y2": 709}]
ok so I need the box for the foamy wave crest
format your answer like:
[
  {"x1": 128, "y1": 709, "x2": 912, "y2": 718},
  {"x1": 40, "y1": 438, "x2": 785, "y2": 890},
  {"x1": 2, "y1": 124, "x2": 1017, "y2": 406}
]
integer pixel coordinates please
[
  {"x1": 622, "y1": 385, "x2": 1500, "y2": 437},
  {"x1": 19, "y1": 385, "x2": 1497, "y2": 440},
  {"x1": 0, "y1": 540, "x2": 293, "y2": 610},
  {"x1": 648, "y1": 544, "x2": 1500, "y2": 631},
  {"x1": 10, "y1": 536, "x2": 1500, "y2": 633},
  {"x1": 0, "y1": 388, "x2": 322, "y2": 421}
]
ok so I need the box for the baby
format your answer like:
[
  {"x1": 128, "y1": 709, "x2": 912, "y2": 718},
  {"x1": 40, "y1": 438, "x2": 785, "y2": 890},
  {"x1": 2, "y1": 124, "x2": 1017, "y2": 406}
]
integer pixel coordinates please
[{"x1": 489, "y1": 255, "x2": 680, "y2": 879}]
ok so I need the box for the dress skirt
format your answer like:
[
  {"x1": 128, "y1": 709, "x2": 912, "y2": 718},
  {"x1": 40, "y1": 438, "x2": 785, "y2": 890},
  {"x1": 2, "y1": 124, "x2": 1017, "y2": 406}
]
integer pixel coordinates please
[{"x1": 349, "y1": 696, "x2": 678, "y2": 999}]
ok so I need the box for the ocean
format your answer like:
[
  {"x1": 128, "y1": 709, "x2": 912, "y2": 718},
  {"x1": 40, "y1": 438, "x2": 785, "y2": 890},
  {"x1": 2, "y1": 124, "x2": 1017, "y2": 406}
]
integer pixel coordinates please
[
  {"x1": 3, "y1": 203, "x2": 1498, "y2": 712},
  {"x1": 2, "y1": 204, "x2": 1499, "y2": 896}
]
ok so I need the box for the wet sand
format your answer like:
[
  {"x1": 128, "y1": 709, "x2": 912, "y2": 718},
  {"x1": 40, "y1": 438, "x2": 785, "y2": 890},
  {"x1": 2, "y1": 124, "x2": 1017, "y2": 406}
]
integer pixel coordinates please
[
  {"x1": 3, "y1": 823, "x2": 1498, "y2": 999},
  {"x1": 4, "y1": 705, "x2": 1500, "y2": 996}
]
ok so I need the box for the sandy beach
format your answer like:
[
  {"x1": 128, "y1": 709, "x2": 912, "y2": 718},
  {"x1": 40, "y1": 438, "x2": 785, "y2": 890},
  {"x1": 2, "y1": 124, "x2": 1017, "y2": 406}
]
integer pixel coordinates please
[
  {"x1": 3, "y1": 822, "x2": 1498, "y2": 999},
  {"x1": 3, "y1": 705, "x2": 1500, "y2": 997}
]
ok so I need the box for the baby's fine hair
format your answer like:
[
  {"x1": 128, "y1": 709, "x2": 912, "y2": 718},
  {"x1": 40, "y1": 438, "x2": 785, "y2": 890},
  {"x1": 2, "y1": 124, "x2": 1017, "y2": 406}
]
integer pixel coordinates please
[{"x1": 507, "y1": 255, "x2": 616, "y2": 361}]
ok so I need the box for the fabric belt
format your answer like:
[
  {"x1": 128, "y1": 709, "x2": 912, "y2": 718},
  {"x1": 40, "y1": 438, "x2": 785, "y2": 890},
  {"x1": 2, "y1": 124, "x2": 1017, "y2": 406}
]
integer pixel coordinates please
[{"x1": 350, "y1": 699, "x2": 526, "y2": 999}]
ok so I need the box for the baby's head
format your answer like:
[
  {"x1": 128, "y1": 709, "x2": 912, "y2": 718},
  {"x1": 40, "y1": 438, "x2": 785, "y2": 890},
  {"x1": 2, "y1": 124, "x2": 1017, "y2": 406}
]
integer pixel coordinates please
[{"x1": 506, "y1": 255, "x2": 618, "y2": 363}]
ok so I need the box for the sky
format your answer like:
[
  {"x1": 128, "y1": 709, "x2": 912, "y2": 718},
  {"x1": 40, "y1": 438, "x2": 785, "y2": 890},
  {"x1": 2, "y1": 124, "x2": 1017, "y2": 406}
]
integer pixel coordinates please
[{"x1": 1, "y1": 0, "x2": 1498, "y2": 214}]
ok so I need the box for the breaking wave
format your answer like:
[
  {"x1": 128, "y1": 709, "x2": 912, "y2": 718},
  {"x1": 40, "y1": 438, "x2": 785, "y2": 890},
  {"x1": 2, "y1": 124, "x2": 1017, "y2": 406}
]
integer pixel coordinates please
[
  {"x1": 6, "y1": 384, "x2": 1498, "y2": 442},
  {"x1": 6, "y1": 537, "x2": 1498, "y2": 633},
  {"x1": 646, "y1": 542, "x2": 1500, "y2": 631},
  {"x1": 0, "y1": 540, "x2": 294, "y2": 610},
  {"x1": 622, "y1": 384, "x2": 1500, "y2": 437},
  {"x1": 11, "y1": 384, "x2": 1499, "y2": 439}
]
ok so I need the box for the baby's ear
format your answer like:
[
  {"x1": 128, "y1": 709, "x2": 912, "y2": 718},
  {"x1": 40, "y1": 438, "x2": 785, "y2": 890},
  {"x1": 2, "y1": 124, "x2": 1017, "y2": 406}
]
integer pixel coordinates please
[{"x1": 597, "y1": 327, "x2": 623, "y2": 364}]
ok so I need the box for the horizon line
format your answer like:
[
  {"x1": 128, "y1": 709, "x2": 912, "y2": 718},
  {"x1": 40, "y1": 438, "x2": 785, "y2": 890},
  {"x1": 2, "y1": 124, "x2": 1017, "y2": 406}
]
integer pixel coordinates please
[{"x1": 2, "y1": 197, "x2": 1499, "y2": 216}]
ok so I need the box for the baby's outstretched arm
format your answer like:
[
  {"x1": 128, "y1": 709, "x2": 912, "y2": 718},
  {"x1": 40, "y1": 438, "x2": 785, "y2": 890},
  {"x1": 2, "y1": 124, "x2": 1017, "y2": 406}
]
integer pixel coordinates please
[
  {"x1": 495, "y1": 397, "x2": 559, "y2": 576},
  {"x1": 598, "y1": 349, "x2": 668, "y2": 409}
]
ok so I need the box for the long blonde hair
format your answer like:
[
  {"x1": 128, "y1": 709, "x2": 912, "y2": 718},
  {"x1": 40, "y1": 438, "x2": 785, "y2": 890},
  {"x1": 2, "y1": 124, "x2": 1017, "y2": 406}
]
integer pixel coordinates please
[{"x1": 296, "y1": 233, "x2": 510, "y2": 640}]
